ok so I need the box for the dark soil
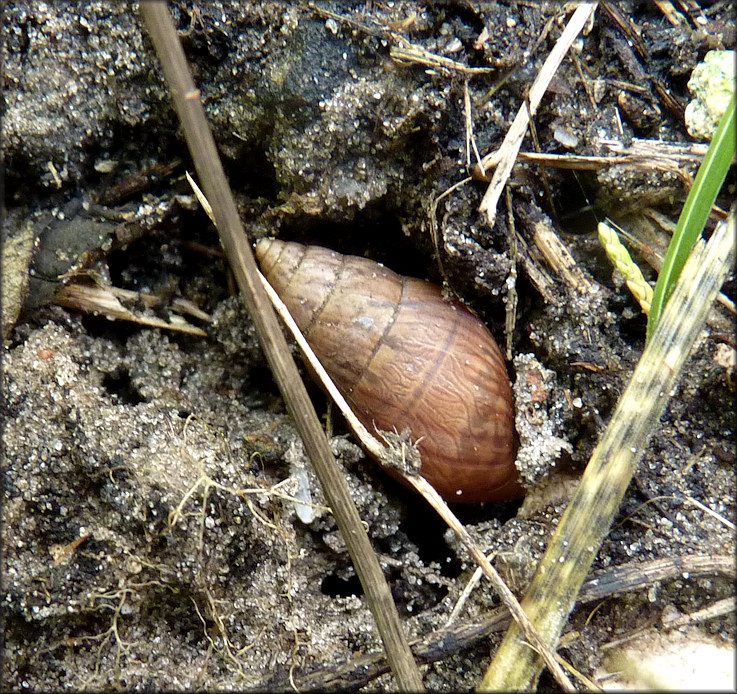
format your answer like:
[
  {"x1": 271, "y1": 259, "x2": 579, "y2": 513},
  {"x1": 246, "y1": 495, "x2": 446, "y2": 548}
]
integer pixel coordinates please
[{"x1": 3, "y1": 2, "x2": 734, "y2": 690}]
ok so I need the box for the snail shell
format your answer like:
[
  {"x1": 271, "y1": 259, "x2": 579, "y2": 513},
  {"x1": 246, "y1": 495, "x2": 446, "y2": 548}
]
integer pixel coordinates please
[{"x1": 255, "y1": 238, "x2": 522, "y2": 503}]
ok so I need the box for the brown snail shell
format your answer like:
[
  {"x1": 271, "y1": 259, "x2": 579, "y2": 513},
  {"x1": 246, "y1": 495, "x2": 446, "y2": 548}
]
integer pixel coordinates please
[{"x1": 255, "y1": 238, "x2": 522, "y2": 503}]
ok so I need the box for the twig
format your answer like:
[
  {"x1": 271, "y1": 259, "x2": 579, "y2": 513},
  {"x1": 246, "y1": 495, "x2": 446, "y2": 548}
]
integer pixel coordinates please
[
  {"x1": 503, "y1": 188, "x2": 518, "y2": 360},
  {"x1": 684, "y1": 494, "x2": 735, "y2": 531},
  {"x1": 472, "y1": 138, "x2": 712, "y2": 180},
  {"x1": 463, "y1": 80, "x2": 484, "y2": 171},
  {"x1": 390, "y1": 42, "x2": 498, "y2": 76},
  {"x1": 54, "y1": 281, "x2": 208, "y2": 336},
  {"x1": 478, "y1": 3, "x2": 598, "y2": 229},
  {"x1": 601, "y1": 596, "x2": 735, "y2": 652},
  {"x1": 520, "y1": 205, "x2": 601, "y2": 296},
  {"x1": 138, "y1": 4, "x2": 424, "y2": 690},
  {"x1": 428, "y1": 176, "x2": 473, "y2": 280}
]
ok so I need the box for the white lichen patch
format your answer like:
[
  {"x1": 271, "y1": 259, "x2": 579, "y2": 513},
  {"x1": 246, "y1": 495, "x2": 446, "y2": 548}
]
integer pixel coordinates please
[{"x1": 685, "y1": 50, "x2": 735, "y2": 141}]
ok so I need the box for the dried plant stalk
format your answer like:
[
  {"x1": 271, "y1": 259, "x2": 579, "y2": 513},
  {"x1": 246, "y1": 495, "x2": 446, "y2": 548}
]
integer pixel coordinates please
[{"x1": 481, "y1": 212, "x2": 735, "y2": 690}]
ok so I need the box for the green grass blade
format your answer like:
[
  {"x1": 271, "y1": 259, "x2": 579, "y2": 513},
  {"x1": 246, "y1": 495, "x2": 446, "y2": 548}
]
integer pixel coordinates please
[{"x1": 647, "y1": 95, "x2": 736, "y2": 341}]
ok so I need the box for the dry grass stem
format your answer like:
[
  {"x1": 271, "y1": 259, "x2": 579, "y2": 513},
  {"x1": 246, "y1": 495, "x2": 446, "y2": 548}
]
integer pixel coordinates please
[
  {"x1": 141, "y1": 5, "x2": 424, "y2": 688},
  {"x1": 478, "y1": 3, "x2": 598, "y2": 229},
  {"x1": 54, "y1": 280, "x2": 208, "y2": 336},
  {"x1": 390, "y1": 41, "x2": 497, "y2": 76},
  {"x1": 527, "y1": 213, "x2": 600, "y2": 295},
  {"x1": 480, "y1": 212, "x2": 735, "y2": 690}
]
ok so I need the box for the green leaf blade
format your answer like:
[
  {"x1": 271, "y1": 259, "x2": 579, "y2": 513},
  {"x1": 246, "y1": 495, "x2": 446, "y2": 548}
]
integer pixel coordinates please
[{"x1": 647, "y1": 95, "x2": 736, "y2": 341}]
